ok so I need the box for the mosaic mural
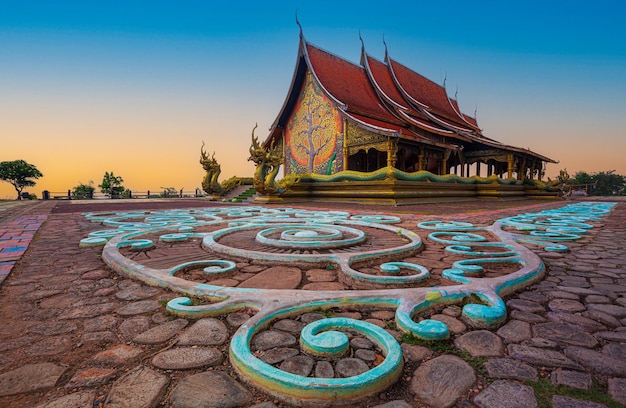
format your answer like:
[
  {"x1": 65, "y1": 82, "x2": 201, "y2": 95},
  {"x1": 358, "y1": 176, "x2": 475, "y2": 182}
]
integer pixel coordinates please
[
  {"x1": 285, "y1": 71, "x2": 343, "y2": 175},
  {"x1": 79, "y1": 201, "x2": 614, "y2": 406}
]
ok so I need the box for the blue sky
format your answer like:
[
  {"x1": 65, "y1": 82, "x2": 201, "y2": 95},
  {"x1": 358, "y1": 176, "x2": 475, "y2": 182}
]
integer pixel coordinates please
[{"x1": 1, "y1": 0, "x2": 625, "y2": 197}]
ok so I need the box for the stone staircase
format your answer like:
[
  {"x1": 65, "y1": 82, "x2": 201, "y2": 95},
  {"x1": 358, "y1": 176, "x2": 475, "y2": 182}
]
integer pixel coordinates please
[{"x1": 220, "y1": 185, "x2": 257, "y2": 203}]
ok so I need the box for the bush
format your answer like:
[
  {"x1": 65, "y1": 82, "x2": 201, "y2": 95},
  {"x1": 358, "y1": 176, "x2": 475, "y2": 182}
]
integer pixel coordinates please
[{"x1": 72, "y1": 183, "x2": 95, "y2": 199}]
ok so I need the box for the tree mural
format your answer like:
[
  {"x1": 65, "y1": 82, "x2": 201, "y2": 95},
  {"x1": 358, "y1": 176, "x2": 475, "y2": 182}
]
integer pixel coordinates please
[{"x1": 286, "y1": 72, "x2": 340, "y2": 174}]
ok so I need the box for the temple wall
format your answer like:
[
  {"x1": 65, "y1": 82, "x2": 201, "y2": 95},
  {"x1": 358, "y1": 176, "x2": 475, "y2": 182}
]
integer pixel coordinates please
[{"x1": 284, "y1": 71, "x2": 344, "y2": 175}]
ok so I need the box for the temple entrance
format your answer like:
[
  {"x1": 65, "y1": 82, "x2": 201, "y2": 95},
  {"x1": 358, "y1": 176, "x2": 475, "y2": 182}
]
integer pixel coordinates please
[{"x1": 348, "y1": 149, "x2": 387, "y2": 172}]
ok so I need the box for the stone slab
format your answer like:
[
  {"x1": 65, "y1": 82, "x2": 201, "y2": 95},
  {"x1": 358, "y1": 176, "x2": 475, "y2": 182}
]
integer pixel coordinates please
[
  {"x1": 133, "y1": 319, "x2": 189, "y2": 344},
  {"x1": 34, "y1": 390, "x2": 96, "y2": 408},
  {"x1": 152, "y1": 347, "x2": 224, "y2": 370},
  {"x1": 507, "y1": 344, "x2": 582, "y2": 370},
  {"x1": 484, "y1": 358, "x2": 538, "y2": 381},
  {"x1": 551, "y1": 369, "x2": 592, "y2": 390},
  {"x1": 92, "y1": 345, "x2": 144, "y2": 365},
  {"x1": 401, "y1": 343, "x2": 433, "y2": 362},
  {"x1": 169, "y1": 371, "x2": 252, "y2": 408},
  {"x1": 65, "y1": 367, "x2": 117, "y2": 388},
  {"x1": 177, "y1": 318, "x2": 229, "y2": 346},
  {"x1": 0, "y1": 363, "x2": 66, "y2": 396},
  {"x1": 532, "y1": 322, "x2": 598, "y2": 347},
  {"x1": 430, "y1": 314, "x2": 466, "y2": 334},
  {"x1": 279, "y1": 355, "x2": 315, "y2": 377},
  {"x1": 474, "y1": 380, "x2": 537, "y2": 408},
  {"x1": 105, "y1": 365, "x2": 169, "y2": 408},
  {"x1": 496, "y1": 319, "x2": 531, "y2": 343},
  {"x1": 608, "y1": 377, "x2": 626, "y2": 405},
  {"x1": 454, "y1": 330, "x2": 504, "y2": 357},
  {"x1": 252, "y1": 330, "x2": 297, "y2": 351},
  {"x1": 552, "y1": 395, "x2": 608, "y2": 408},
  {"x1": 237, "y1": 266, "x2": 302, "y2": 289},
  {"x1": 116, "y1": 300, "x2": 161, "y2": 316},
  {"x1": 410, "y1": 354, "x2": 476, "y2": 408},
  {"x1": 564, "y1": 346, "x2": 626, "y2": 376}
]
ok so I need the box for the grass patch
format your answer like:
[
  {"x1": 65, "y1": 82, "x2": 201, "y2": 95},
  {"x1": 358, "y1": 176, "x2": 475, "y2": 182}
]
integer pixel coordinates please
[
  {"x1": 311, "y1": 308, "x2": 334, "y2": 318},
  {"x1": 525, "y1": 378, "x2": 625, "y2": 408}
]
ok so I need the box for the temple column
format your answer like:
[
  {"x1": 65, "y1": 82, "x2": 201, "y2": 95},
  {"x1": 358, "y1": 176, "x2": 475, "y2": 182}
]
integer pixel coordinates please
[
  {"x1": 518, "y1": 158, "x2": 527, "y2": 181},
  {"x1": 343, "y1": 119, "x2": 349, "y2": 171},
  {"x1": 386, "y1": 138, "x2": 397, "y2": 168},
  {"x1": 507, "y1": 154, "x2": 514, "y2": 179},
  {"x1": 417, "y1": 148, "x2": 425, "y2": 171},
  {"x1": 281, "y1": 129, "x2": 287, "y2": 176},
  {"x1": 487, "y1": 163, "x2": 493, "y2": 177},
  {"x1": 442, "y1": 149, "x2": 451, "y2": 175},
  {"x1": 476, "y1": 162, "x2": 481, "y2": 177}
]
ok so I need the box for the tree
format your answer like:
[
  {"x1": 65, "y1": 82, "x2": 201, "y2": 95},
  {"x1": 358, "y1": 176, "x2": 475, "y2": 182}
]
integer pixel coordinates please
[
  {"x1": 72, "y1": 181, "x2": 95, "y2": 199},
  {"x1": 572, "y1": 170, "x2": 626, "y2": 196},
  {"x1": 98, "y1": 171, "x2": 125, "y2": 198},
  {"x1": 0, "y1": 160, "x2": 43, "y2": 200}
]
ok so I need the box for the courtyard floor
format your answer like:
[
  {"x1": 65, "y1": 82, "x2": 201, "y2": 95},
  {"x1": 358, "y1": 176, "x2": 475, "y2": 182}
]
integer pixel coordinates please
[{"x1": 0, "y1": 197, "x2": 624, "y2": 408}]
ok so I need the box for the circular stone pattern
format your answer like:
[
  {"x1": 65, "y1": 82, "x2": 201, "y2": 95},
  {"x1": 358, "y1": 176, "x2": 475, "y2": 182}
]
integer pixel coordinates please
[{"x1": 255, "y1": 225, "x2": 366, "y2": 249}]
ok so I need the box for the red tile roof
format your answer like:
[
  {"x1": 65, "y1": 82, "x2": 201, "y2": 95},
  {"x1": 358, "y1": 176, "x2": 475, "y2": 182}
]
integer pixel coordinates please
[
  {"x1": 305, "y1": 44, "x2": 403, "y2": 126},
  {"x1": 267, "y1": 34, "x2": 555, "y2": 164},
  {"x1": 388, "y1": 59, "x2": 479, "y2": 131}
]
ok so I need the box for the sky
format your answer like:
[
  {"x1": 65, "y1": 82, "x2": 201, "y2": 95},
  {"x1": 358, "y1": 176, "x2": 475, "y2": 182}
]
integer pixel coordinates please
[{"x1": 1, "y1": 0, "x2": 625, "y2": 199}]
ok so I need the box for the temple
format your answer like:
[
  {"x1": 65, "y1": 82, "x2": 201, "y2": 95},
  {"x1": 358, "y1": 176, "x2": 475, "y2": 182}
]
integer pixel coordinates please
[{"x1": 258, "y1": 30, "x2": 559, "y2": 204}]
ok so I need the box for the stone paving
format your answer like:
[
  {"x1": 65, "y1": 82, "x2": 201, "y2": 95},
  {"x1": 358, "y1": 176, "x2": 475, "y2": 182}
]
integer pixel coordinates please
[{"x1": 0, "y1": 198, "x2": 624, "y2": 407}]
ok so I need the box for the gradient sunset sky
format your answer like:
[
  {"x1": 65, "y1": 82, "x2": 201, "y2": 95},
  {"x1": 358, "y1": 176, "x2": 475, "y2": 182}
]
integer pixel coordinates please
[{"x1": 1, "y1": 1, "x2": 625, "y2": 199}]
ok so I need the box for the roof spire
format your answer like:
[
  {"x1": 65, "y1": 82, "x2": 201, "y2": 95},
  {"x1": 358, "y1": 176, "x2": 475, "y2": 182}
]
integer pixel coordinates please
[
  {"x1": 295, "y1": 10, "x2": 303, "y2": 38},
  {"x1": 455, "y1": 85, "x2": 458, "y2": 100},
  {"x1": 474, "y1": 105, "x2": 478, "y2": 119},
  {"x1": 383, "y1": 34, "x2": 389, "y2": 61},
  {"x1": 359, "y1": 30, "x2": 366, "y2": 66},
  {"x1": 443, "y1": 71, "x2": 447, "y2": 89}
]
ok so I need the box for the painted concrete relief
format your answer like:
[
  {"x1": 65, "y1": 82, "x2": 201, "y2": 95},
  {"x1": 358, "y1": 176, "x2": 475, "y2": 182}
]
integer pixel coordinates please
[{"x1": 285, "y1": 71, "x2": 343, "y2": 175}]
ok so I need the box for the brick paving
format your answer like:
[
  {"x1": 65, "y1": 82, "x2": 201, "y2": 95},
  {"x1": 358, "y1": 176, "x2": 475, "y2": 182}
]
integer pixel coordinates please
[{"x1": 0, "y1": 197, "x2": 624, "y2": 407}]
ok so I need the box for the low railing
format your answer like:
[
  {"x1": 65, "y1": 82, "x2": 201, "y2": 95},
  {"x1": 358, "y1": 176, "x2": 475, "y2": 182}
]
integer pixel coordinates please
[{"x1": 42, "y1": 189, "x2": 206, "y2": 200}]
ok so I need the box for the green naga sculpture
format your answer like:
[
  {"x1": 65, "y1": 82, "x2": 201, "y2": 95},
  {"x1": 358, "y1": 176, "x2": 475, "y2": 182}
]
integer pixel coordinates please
[
  {"x1": 525, "y1": 168, "x2": 571, "y2": 196},
  {"x1": 248, "y1": 124, "x2": 300, "y2": 195},
  {"x1": 200, "y1": 142, "x2": 222, "y2": 195}
]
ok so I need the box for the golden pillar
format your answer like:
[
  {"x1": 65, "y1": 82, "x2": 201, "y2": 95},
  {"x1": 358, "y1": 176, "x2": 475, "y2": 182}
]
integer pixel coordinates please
[
  {"x1": 417, "y1": 148, "x2": 425, "y2": 171},
  {"x1": 281, "y1": 129, "x2": 286, "y2": 177},
  {"x1": 387, "y1": 138, "x2": 397, "y2": 168},
  {"x1": 507, "y1": 154, "x2": 514, "y2": 179},
  {"x1": 342, "y1": 118, "x2": 348, "y2": 171},
  {"x1": 441, "y1": 149, "x2": 451, "y2": 175}
]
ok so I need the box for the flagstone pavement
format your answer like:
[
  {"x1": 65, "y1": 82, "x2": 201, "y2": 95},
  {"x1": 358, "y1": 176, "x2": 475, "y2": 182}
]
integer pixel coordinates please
[{"x1": 0, "y1": 198, "x2": 624, "y2": 408}]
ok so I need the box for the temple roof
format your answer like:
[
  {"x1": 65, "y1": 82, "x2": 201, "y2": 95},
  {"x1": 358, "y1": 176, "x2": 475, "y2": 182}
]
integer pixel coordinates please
[{"x1": 267, "y1": 33, "x2": 555, "y2": 164}]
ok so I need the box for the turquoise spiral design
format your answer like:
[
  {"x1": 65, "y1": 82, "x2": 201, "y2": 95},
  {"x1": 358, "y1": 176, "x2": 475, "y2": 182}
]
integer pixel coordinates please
[
  {"x1": 78, "y1": 201, "x2": 616, "y2": 407},
  {"x1": 231, "y1": 315, "x2": 403, "y2": 406}
]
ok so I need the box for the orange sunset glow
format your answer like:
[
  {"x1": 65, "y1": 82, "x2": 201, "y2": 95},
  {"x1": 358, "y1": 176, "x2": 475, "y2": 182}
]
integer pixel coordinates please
[{"x1": 2, "y1": 2, "x2": 625, "y2": 199}]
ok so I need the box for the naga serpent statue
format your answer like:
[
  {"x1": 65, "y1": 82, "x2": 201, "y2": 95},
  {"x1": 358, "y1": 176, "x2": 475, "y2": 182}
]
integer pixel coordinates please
[
  {"x1": 525, "y1": 168, "x2": 571, "y2": 196},
  {"x1": 200, "y1": 142, "x2": 222, "y2": 195},
  {"x1": 248, "y1": 124, "x2": 300, "y2": 195}
]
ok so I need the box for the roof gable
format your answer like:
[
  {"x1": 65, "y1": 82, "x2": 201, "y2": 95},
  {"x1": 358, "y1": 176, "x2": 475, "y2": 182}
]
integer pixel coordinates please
[{"x1": 305, "y1": 43, "x2": 402, "y2": 126}]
